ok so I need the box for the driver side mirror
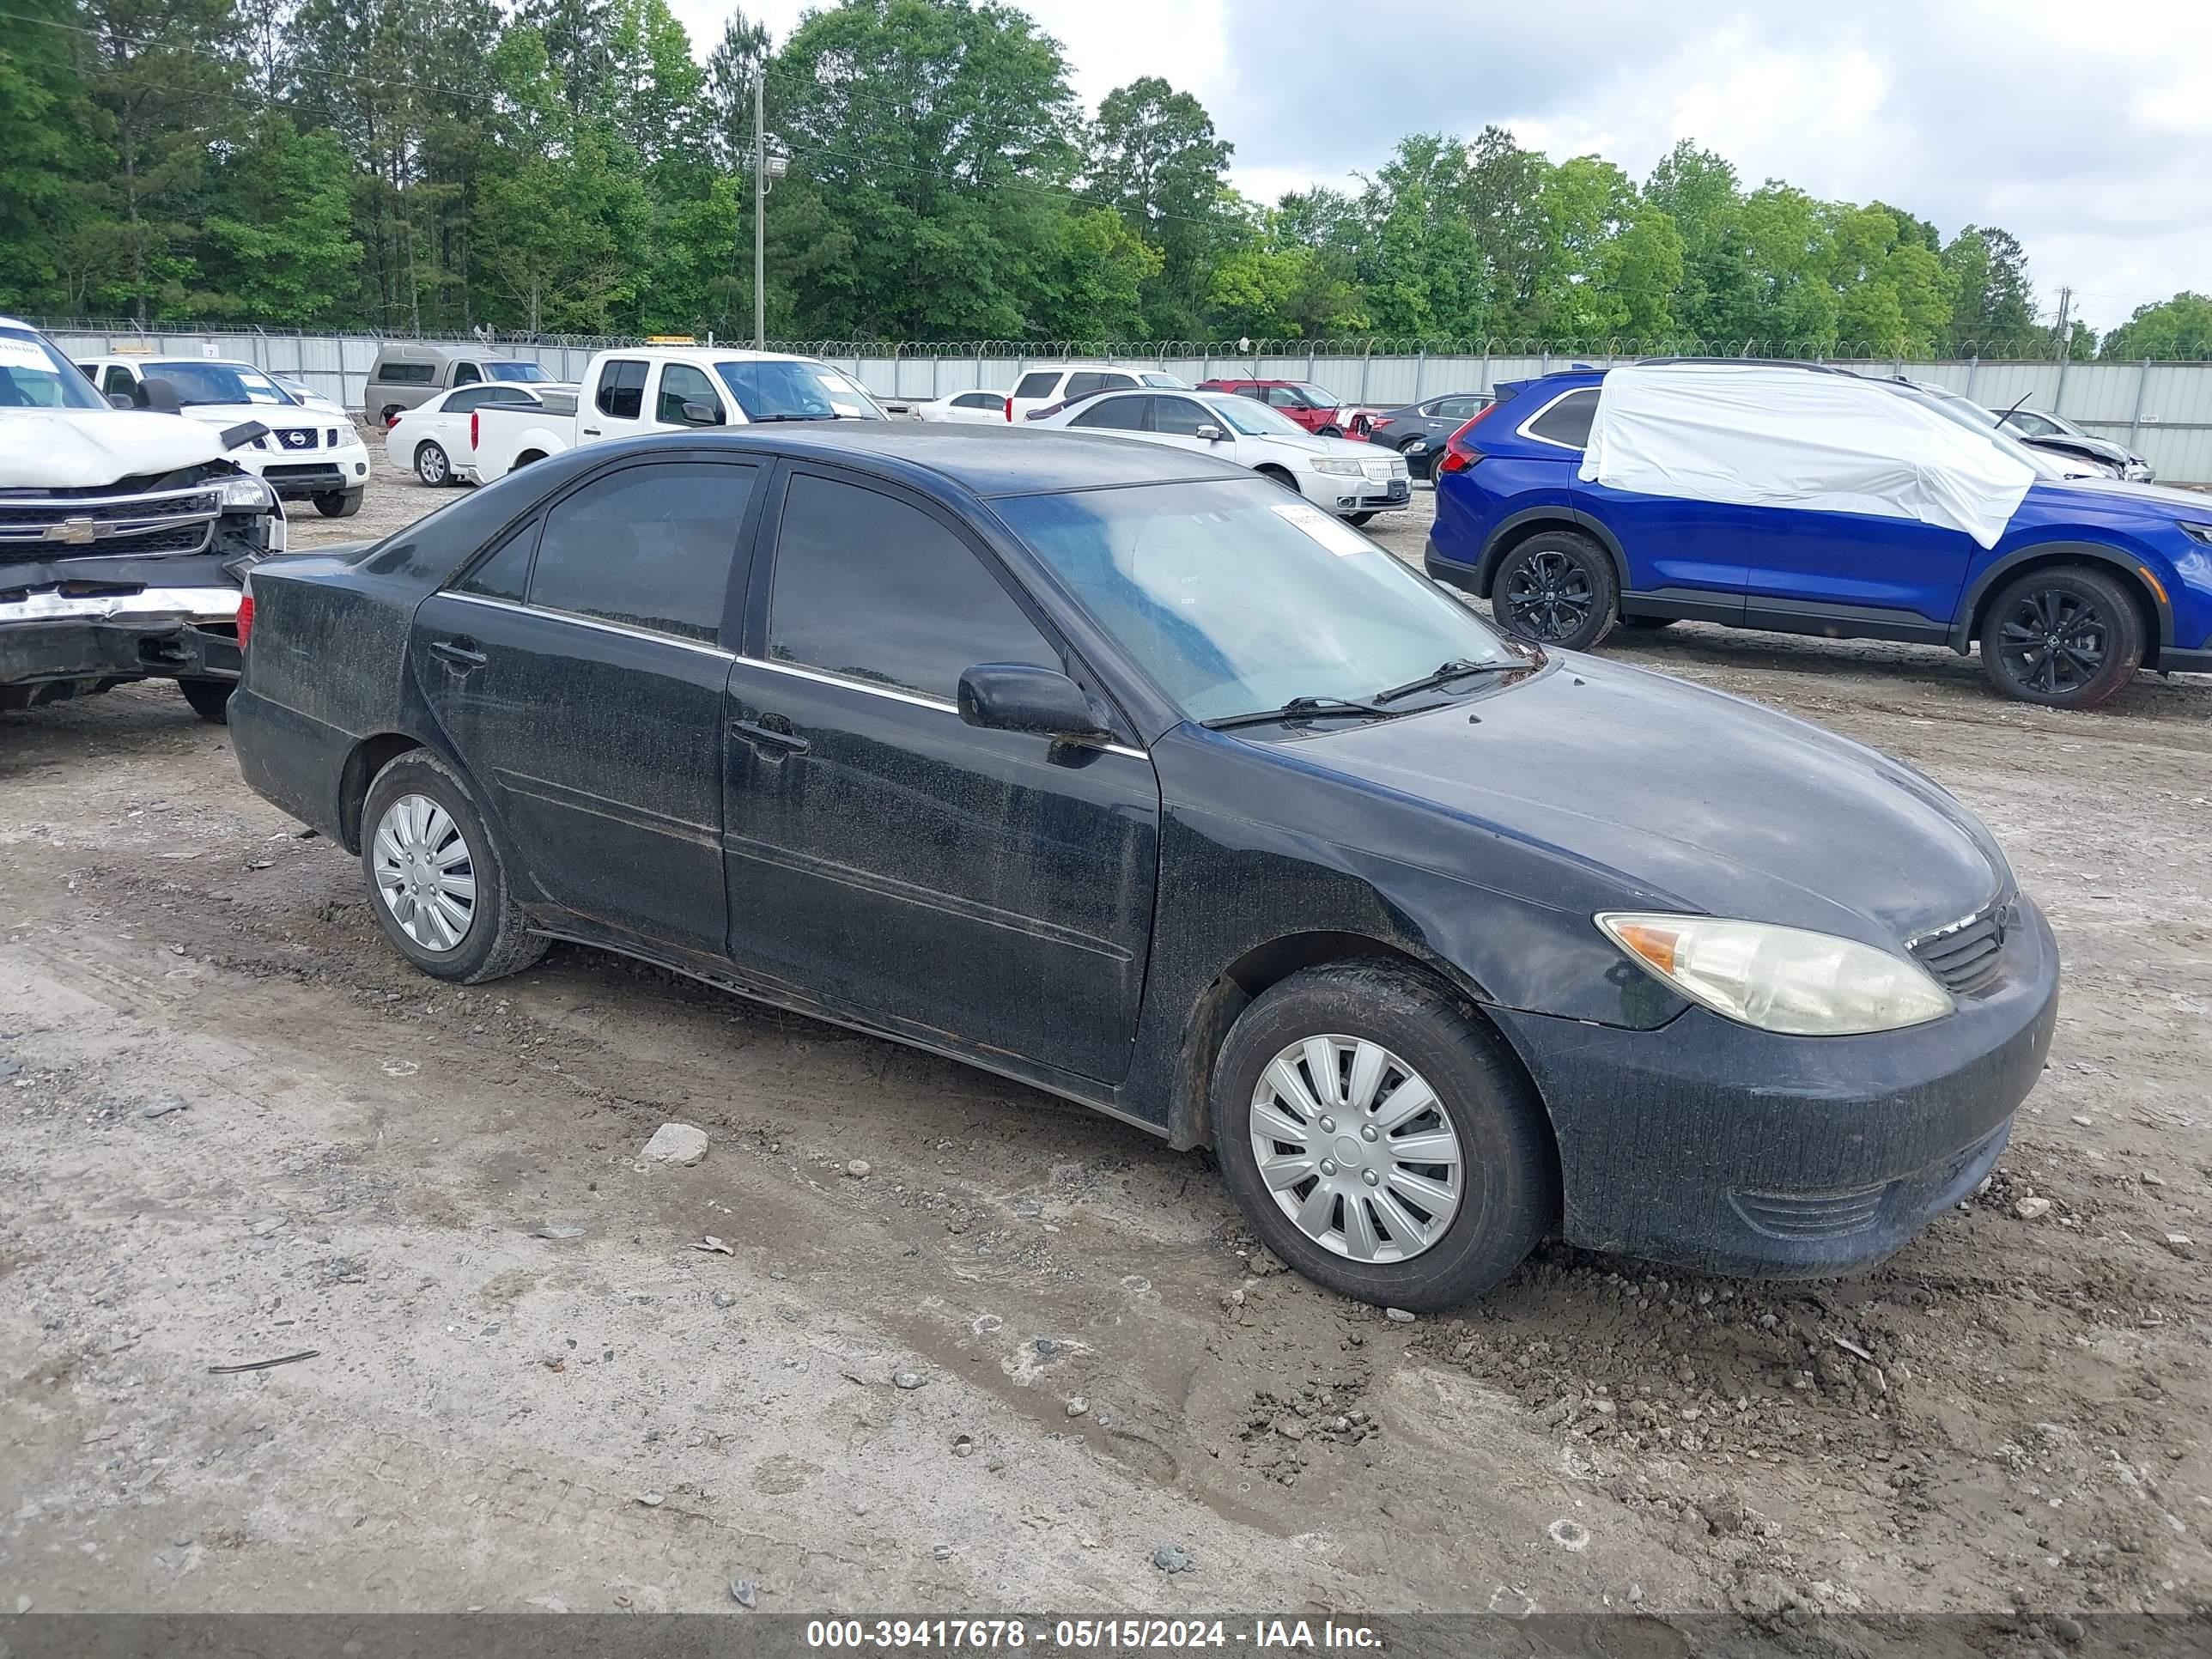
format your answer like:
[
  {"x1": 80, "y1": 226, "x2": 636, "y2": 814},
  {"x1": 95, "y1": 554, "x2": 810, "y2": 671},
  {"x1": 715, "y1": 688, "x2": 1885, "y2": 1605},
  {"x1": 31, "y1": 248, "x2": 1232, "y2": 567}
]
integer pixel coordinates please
[
  {"x1": 679, "y1": 400, "x2": 724, "y2": 427},
  {"x1": 1194, "y1": 423, "x2": 1226, "y2": 443},
  {"x1": 957, "y1": 664, "x2": 1110, "y2": 744}
]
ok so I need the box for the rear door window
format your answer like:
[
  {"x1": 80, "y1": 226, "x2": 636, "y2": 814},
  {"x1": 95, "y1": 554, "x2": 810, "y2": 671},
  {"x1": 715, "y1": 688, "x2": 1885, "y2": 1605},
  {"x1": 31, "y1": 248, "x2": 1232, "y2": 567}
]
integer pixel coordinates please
[
  {"x1": 1065, "y1": 372, "x2": 1115, "y2": 400},
  {"x1": 1013, "y1": 372, "x2": 1058, "y2": 400},
  {"x1": 953, "y1": 392, "x2": 1000, "y2": 410},
  {"x1": 527, "y1": 462, "x2": 755, "y2": 643},
  {"x1": 1070, "y1": 396, "x2": 1150, "y2": 431},
  {"x1": 595, "y1": 360, "x2": 649, "y2": 419},
  {"x1": 768, "y1": 474, "x2": 1058, "y2": 702},
  {"x1": 1523, "y1": 388, "x2": 1599, "y2": 450}
]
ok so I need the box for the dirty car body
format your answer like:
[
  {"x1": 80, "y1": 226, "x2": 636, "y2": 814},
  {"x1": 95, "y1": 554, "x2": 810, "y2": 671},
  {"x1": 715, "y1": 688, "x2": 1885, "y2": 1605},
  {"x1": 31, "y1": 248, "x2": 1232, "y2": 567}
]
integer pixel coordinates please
[
  {"x1": 227, "y1": 425, "x2": 2058, "y2": 1304},
  {"x1": 2, "y1": 319, "x2": 284, "y2": 714}
]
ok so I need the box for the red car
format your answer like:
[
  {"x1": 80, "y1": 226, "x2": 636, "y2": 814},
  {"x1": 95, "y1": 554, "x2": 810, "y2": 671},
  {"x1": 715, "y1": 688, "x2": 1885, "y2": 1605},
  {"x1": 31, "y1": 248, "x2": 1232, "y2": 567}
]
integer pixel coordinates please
[{"x1": 1195, "y1": 379, "x2": 1364, "y2": 438}]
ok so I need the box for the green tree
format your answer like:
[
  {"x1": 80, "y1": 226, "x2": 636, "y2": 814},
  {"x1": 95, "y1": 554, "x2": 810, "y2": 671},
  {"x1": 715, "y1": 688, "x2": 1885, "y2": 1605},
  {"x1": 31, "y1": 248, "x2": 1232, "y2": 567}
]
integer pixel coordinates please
[
  {"x1": 1351, "y1": 133, "x2": 1489, "y2": 340},
  {"x1": 1941, "y1": 225, "x2": 2038, "y2": 352},
  {"x1": 2099, "y1": 292, "x2": 2212, "y2": 360},
  {"x1": 1206, "y1": 210, "x2": 1366, "y2": 339},
  {"x1": 198, "y1": 117, "x2": 361, "y2": 322},
  {"x1": 1828, "y1": 203, "x2": 1953, "y2": 354},
  {"x1": 0, "y1": 0, "x2": 89, "y2": 313},
  {"x1": 1086, "y1": 76, "x2": 1234, "y2": 336},
  {"x1": 1528, "y1": 155, "x2": 1681, "y2": 342},
  {"x1": 1732, "y1": 183, "x2": 1838, "y2": 350},
  {"x1": 1644, "y1": 140, "x2": 1753, "y2": 344}
]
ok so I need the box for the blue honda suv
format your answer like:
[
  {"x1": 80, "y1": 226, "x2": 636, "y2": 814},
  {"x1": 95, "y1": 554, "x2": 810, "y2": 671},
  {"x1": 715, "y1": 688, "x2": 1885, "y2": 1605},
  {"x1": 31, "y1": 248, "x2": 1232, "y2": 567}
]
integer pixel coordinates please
[{"x1": 1425, "y1": 364, "x2": 2212, "y2": 710}]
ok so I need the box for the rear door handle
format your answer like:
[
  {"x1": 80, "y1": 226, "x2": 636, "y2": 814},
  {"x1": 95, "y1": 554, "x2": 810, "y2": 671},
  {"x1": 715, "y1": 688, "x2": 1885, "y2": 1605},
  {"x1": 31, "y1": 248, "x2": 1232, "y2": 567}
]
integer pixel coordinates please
[
  {"x1": 428, "y1": 637, "x2": 487, "y2": 669},
  {"x1": 730, "y1": 715, "x2": 810, "y2": 757}
]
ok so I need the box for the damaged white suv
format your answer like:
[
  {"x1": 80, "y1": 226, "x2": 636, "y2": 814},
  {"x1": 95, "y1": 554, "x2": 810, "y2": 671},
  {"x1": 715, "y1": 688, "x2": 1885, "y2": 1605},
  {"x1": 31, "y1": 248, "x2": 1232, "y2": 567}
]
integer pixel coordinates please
[{"x1": 2, "y1": 318, "x2": 287, "y2": 721}]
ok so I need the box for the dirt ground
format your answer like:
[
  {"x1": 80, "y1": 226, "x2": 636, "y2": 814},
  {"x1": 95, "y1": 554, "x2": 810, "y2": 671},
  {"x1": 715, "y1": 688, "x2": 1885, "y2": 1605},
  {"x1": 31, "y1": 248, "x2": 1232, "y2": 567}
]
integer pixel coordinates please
[{"x1": 2, "y1": 462, "x2": 2209, "y2": 1624}]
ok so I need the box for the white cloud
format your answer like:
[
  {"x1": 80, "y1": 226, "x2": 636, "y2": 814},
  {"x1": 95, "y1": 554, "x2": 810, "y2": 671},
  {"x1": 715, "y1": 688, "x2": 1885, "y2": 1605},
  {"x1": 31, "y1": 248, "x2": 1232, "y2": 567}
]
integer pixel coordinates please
[{"x1": 669, "y1": 0, "x2": 2212, "y2": 334}]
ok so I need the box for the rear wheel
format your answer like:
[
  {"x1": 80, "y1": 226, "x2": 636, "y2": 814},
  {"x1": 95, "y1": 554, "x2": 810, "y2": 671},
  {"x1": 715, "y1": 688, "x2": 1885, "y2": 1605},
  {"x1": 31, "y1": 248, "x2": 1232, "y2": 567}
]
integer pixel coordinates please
[
  {"x1": 1492, "y1": 530, "x2": 1618, "y2": 652},
  {"x1": 178, "y1": 678, "x2": 234, "y2": 724},
  {"x1": 1210, "y1": 962, "x2": 1558, "y2": 1311},
  {"x1": 360, "y1": 750, "x2": 547, "y2": 984},
  {"x1": 1978, "y1": 565, "x2": 2143, "y2": 710},
  {"x1": 415, "y1": 441, "x2": 451, "y2": 486}
]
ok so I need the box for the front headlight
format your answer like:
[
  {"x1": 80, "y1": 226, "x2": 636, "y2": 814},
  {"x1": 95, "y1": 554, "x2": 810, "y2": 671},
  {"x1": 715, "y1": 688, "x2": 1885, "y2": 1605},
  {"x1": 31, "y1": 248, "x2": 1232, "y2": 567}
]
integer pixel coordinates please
[
  {"x1": 1311, "y1": 458, "x2": 1365, "y2": 476},
  {"x1": 2179, "y1": 522, "x2": 2212, "y2": 545},
  {"x1": 218, "y1": 474, "x2": 276, "y2": 511},
  {"x1": 1595, "y1": 913, "x2": 1954, "y2": 1036}
]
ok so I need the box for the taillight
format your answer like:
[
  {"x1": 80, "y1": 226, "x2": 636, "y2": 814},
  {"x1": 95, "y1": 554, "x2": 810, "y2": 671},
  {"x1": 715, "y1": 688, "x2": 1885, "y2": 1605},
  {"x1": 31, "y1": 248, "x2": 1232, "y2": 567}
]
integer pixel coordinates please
[
  {"x1": 1437, "y1": 400, "x2": 1507, "y2": 474},
  {"x1": 237, "y1": 587, "x2": 254, "y2": 652},
  {"x1": 471, "y1": 410, "x2": 479, "y2": 451},
  {"x1": 1004, "y1": 396, "x2": 1014, "y2": 422}
]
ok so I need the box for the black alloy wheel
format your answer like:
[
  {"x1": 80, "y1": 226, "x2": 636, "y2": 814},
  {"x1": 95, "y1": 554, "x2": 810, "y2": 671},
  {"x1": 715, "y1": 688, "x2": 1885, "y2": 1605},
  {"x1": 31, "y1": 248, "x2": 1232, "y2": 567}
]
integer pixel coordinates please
[{"x1": 1978, "y1": 565, "x2": 2142, "y2": 711}]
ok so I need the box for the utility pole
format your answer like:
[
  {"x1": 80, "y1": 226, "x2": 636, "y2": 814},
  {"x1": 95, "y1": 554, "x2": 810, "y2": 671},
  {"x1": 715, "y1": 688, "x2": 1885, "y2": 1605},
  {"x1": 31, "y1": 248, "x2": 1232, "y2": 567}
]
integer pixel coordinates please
[
  {"x1": 752, "y1": 70, "x2": 767, "y2": 350},
  {"x1": 2054, "y1": 286, "x2": 2072, "y2": 361}
]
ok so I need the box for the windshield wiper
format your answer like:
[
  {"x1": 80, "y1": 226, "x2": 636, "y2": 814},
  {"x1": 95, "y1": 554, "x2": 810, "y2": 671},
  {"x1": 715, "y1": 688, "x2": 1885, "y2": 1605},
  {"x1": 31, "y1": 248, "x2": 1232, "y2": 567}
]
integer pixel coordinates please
[
  {"x1": 739, "y1": 412, "x2": 839, "y2": 423},
  {"x1": 1202, "y1": 695, "x2": 1399, "y2": 732},
  {"x1": 1371, "y1": 657, "x2": 1526, "y2": 704}
]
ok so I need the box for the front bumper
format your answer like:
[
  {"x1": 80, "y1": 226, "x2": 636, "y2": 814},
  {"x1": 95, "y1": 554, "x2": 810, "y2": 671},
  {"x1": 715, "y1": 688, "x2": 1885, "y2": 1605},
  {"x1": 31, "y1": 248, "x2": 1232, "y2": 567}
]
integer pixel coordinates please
[
  {"x1": 1, "y1": 586, "x2": 245, "y2": 703},
  {"x1": 1309, "y1": 473, "x2": 1411, "y2": 516},
  {"x1": 243, "y1": 445, "x2": 372, "y2": 500},
  {"x1": 1490, "y1": 895, "x2": 2060, "y2": 1278}
]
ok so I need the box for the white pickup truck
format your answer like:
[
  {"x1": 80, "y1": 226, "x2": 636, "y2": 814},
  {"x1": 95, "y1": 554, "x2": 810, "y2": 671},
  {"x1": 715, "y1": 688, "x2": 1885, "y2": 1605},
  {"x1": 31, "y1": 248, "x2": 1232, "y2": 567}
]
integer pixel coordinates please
[{"x1": 465, "y1": 346, "x2": 885, "y2": 483}]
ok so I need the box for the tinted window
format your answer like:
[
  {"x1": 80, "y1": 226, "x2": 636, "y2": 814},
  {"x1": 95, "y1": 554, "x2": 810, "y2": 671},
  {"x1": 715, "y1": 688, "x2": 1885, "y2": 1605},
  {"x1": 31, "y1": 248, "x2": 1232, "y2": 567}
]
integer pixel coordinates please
[
  {"x1": 377, "y1": 362, "x2": 435, "y2": 385},
  {"x1": 1065, "y1": 373, "x2": 1114, "y2": 400},
  {"x1": 1434, "y1": 396, "x2": 1486, "y2": 418},
  {"x1": 769, "y1": 475, "x2": 1057, "y2": 701},
  {"x1": 953, "y1": 392, "x2": 1000, "y2": 409},
  {"x1": 529, "y1": 463, "x2": 754, "y2": 642},
  {"x1": 1525, "y1": 388, "x2": 1598, "y2": 448},
  {"x1": 1152, "y1": 397, "x2": 1215, "y2": 436},
  {"x1": 595, "y1": 359, "x2": 648, "y2": 419},
  {"x1": 453, "y1": 362, "x2": 483, "y2": 386},
  {"x1": 659, "y1": 362, "x2": 723, "y2": 424},
  {"x1": 455, "y1": 517, "x2": 538, "y2": 603},
  {"x1": 1262, "y1": 386, "x2": 1302, "y2": 408},
  {"x1": 1013, "y1": 372, "x2": 1058, "y2": 399},
  {"x1": 445, "y1": 385, "x2": 526, "y2": 413},
  {"x1": 1070, "y1": 396, "x2": 1149, "y2": 431},
  {"x1": 102, "y1": 365, "x2": 137, "y2": 396}
]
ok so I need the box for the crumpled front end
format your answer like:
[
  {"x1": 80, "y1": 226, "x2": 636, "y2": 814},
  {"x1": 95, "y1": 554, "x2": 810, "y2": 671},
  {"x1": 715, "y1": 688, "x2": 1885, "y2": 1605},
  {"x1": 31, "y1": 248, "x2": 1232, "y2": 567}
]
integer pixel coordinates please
[{"x1": 1, "y1": 463, "x2": 283, "y2": 708}]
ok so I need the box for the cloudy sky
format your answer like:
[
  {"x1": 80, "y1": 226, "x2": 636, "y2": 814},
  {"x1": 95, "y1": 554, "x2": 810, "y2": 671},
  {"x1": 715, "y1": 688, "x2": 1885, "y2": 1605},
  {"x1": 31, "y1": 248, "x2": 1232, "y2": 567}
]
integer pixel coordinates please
[{"x1": 667, "y1": 0, "x2": 2212, "y2": 334}]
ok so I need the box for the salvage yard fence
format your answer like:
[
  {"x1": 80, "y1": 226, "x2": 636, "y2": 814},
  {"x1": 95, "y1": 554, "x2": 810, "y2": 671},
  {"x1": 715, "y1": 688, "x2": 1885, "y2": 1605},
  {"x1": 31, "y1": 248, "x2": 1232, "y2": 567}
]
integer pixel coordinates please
[{"x1": 40, "y1": 325, "x2": 2212, "y2": 483}]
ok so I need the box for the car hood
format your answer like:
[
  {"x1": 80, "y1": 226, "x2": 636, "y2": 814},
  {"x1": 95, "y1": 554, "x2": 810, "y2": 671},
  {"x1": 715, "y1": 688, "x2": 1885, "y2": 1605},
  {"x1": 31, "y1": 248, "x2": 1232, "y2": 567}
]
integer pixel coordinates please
[
  {"x1": 2032, "y1": 475, "x2": 2211, "y2": 518},
  {"x1": 1254, "y1": 428, "x2": 1388, "y2": 459},
  {"x1": 1285, "y1": 656, "x2": 2008, "y2": 947},
  {"x1": 0, "y1": 407, "x2": 231, "y2": 488}
]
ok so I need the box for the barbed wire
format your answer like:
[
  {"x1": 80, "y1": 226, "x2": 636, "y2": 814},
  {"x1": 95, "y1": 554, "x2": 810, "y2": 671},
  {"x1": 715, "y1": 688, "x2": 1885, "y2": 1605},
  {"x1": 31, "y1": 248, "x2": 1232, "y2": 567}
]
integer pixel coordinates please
[{"x1": 28, "y1": 319, "x2": 2208, "y2": 363}]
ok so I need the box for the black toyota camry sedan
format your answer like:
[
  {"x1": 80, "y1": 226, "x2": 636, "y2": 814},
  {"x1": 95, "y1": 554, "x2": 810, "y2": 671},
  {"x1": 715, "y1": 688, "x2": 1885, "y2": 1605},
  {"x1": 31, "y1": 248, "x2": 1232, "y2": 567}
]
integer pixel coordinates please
[{"x1": 228, "y1": 426, "x2": 2058, "y2": 1310}]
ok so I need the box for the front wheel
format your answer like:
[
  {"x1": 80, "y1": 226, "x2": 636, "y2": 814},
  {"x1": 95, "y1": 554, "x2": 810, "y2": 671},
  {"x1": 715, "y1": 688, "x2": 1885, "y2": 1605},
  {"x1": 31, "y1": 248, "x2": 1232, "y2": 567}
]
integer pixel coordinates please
[
  {"x1": 1316, "y1": 423, "x2": 1344, "y2": 439},
  {"x1": 1346, "y1": 511, "x2": 1377, "y2": 526},
  {"x1": 1210, "y1": 962, "x2": 1559, "y2": 1311},
  {"x1": 314, "y1": 488, "x2": 364, "y2": 519},
  {"x1": 178, "y1": 678, "x2": 234, "y2": 724},
  {"x1": 1491, "y1": 531, "x2": 1618, "y2": 652},
  {"x1": 1978, "y1": 565, "x2": 2143, "y2": 710},
  {"x1": 361, "y1": 750, "x2": 548, "y2": 983}
]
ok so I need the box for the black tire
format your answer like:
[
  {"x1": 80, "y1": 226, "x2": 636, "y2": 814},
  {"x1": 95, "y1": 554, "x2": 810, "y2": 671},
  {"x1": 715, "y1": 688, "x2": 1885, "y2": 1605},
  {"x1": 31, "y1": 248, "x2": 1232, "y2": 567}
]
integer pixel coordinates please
[
  {"x1": 359, "y1": 749, "x2": 548, "y2": 984},
  {"x1": 1978, "y1": 565, "x2": 2144, "y2": 710},
  {"x1": 1316, "y1": 423, "x2": 1344, "y2": 439},
  {"x1": 379, "y1": 404, "x2": 404, "y2": 428},
  {"x1": 1210, "y1": 961, "x2": 1559, "y2": 1312},
  {"x1": 1255, "y1": 465, "x2": 1302, "y2": 495},
  {"x1": 1491, "y1": 530, "x2": 1618, "y2": 652},
  {"x1": 1347, "y1": 511, "x2": 1377, "y2": 526},
  {"x1": 178, "y1": 678, "x2": 234, "y2": 723},
  {"x1": 415, "y1": 441, "x2": 452, "y2": 486},
  {"x1": 315, "y1": 488, "x2": 364, "y2": 519},
  {"x1": 1617, "y1": 615, "x2": 1679, "y2": 631}
]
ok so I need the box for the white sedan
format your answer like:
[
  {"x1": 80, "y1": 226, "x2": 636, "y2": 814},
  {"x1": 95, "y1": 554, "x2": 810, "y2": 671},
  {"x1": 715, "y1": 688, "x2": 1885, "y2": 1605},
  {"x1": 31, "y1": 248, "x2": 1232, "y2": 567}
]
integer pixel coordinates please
[
  {"x1": 1029, "y1": 387, "x2": 1411, "y2": 522},
  {"x1": 383, "y1": 382, "x2": 563, "y2": 486},
  {"x1": 908, "y1": 389, "x2": 1014, "y2": 423}
]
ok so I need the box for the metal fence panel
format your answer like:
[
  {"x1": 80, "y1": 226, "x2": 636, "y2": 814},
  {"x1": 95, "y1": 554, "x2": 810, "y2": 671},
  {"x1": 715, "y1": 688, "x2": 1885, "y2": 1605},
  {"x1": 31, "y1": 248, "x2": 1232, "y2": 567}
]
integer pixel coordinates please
[{"x1": 33, "y1": 329, "x2": 2212, "y2": 481}]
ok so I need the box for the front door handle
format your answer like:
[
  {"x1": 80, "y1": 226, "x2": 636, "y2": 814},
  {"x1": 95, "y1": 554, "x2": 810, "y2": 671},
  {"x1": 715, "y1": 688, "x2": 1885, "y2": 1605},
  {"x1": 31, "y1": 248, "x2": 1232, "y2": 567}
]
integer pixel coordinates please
[
  {"x1": 428, "y1": 636, "x2": 487, "y2": 670},
  {"x1": 730, "y1": 714, "x2": 810, "y2": 757},
  {"x1": 580, "y1": 427, "x2": 602, "y2": 436}
]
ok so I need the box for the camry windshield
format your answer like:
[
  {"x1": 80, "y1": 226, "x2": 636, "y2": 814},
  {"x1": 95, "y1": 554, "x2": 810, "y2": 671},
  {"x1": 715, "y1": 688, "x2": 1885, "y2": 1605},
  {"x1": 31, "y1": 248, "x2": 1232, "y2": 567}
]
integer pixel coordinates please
[
  {"x1": 715, "y1": 359, "x2": 884, "y2": 422},
  {"x1": 484, "y1": 361, "x2": 550, "y2": 383},
  {"x1": 1210, "y1": 397, "x2": 1309, "y2": 438},
  {"x1": 997, "y1": 478, "x2": 1516, "y2": 723},
  {"x1": 0, "y1": 327, "x2": 106, "y2": 409},
  {"x1": 148, "y1": 362, "x2": 296, "y2": 407}
]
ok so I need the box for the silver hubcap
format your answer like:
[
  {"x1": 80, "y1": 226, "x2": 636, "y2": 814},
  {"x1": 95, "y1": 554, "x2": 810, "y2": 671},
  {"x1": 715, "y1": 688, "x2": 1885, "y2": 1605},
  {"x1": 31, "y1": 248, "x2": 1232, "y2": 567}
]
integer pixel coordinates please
[
  {"x1": 372, "y1": 793, "x2": 477, "y2": 953},
  {"x1": 1249, "y1": 1035, "x2": 1463, "y2": 1262},
  {"x1": 420, "y1": 447, "x2": 446, "y2": 482}
]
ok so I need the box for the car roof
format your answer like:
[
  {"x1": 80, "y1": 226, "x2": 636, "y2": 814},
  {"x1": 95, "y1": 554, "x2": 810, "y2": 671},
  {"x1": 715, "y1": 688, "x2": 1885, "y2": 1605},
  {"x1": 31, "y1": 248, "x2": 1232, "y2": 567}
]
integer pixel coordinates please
[{"x1": 575, "y1": 422, "x2": 1254, "y2": 498}]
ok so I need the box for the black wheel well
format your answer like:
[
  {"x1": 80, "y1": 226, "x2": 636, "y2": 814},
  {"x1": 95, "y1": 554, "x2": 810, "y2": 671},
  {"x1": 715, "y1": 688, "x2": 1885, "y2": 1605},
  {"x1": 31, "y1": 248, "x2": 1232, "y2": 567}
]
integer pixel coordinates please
[
  {"x1": 337, "y1": 733, "x2": 423, "y2": 853},
  {"x1": 1166, "y1": 931, "x2": 1509, "y2": 1151},
  {"x1": 1969, "y1": 553, "x2": 2164, "y2": 667},
  {"x1": 1254, "y1": 462, "x2": 1296, "y2": 484},
  {"x1": 514, "y1": 449, "x2": 546, "y2": 469},
  {"x1": 1477, "y1": 515, "x2": 1604, "y2": 599}
]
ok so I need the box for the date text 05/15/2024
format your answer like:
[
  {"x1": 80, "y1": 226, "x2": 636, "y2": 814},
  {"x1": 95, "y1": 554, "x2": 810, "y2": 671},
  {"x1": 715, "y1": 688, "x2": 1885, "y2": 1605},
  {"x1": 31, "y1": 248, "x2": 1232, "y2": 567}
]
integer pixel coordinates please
[{"x1": 803, "y1": 1619, "x2": 1382, "y2": 1650}]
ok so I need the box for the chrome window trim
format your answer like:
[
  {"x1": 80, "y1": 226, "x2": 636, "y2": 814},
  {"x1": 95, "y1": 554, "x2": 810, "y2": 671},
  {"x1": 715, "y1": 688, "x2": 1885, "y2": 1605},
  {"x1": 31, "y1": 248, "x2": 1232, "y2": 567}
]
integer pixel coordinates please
[
  {"x1": 1516, "y1": 386, "x2": 1601, "y2": 453},
  {"x1": 441, "y1": 589, "x2": 732, "y2": 659}
]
